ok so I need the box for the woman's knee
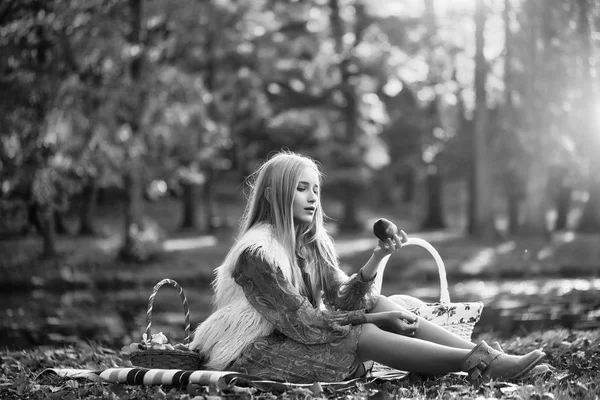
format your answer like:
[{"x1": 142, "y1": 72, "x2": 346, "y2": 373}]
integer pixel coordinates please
[
  {"x1": 356, "y1": 323, "x2": 380, "y2": 362},
  {"x1": 360, "y1": 323, "x2": 379, "y2": 338},
  {"x1": 371, "y1": 294, "x2": 411, "y2": 313},
  {"x1": 388, "y1": 294, "x2": 426, "y2": 309},
  {"x1": 358, "y1": 323, "x2": 385, "y2": 347}
]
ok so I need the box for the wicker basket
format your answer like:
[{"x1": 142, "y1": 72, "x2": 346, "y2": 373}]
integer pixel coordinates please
[
  {"x1": 389, "y1": 238, "x2": 483, "y2": 341},
  {"x1": 129, "y1": 278, "x2": 203, "y2": 370}
]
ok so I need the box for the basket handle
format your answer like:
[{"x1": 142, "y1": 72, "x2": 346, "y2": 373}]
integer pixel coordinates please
[
  {"x1": 145, "y1": 278, "x2": 193, "y2": 345},
  {"x1": 403, "y1": 238, "x2": 451, "y2": 304}
]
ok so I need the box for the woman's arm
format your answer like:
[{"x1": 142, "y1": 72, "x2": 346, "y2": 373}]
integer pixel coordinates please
[
  {"x1": 233, "y1": 250, "x2": 366, "y2": 345},
  {"x1": 358, "y1": 252, "x2": 389, "y2": 282},
  {"x1": 323, "y1": 232, "x2": 408, "y2": 311},
  {"x1": 359, "y1": 232, "x2": 408, "y2": 281},
  {"x1": 322, "y1": 267, "x2": 378, "y2": 311}
]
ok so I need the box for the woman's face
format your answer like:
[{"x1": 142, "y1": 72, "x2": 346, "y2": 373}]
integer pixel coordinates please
[{"x1": 292, "y1": 167, "x2": 320, "y2": 224}]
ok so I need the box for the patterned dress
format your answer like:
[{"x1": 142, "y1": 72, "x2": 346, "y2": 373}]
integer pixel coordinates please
[{"x1": 228, "y1": 250, "x2": 378, "y2": 383}]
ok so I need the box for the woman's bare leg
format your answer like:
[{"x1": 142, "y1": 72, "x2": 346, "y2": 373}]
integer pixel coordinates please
[
  {"x1": 356, "y1": 323, "x2": 470, "y2": 374},
  {"x1": 372, "y1": 295, "x2": 475, "y2": 349},
  {"x1": 356, "y1": 323, "x2": 547, "y2": 379}
]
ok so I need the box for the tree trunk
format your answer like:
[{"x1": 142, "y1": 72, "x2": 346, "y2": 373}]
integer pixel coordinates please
[
  {"x1": 578, "y1": 186, "x2": 600, "y2": 232},
  {"x1": 467, "y1": 157, "x2": 476, "y2": 236},
  {"x1": 121, "y1": 166, "x2": 143, "y2": 254},
  {"x1": 40, "y1": 207, "x2": 57, "y2": 258},
  {"x1": 576, "y1": 0, "x2": 600, "y2": 233},
  {"x1": 340, "y1": 193, "x2": 361, "y2": 232},
  {"x1": 180, "y1": 183, "x2": 198, "y2": 229},
  {"x1": 337, "y1": 112, "x2": 362, "y2": 232},
  {"x1": 502, "y1": 171, "x2": 522, "y2": 235},
  {"x1": 329, "y1": 0, "x2": 363, "y2": 233},
  {"x1": 554, "y1": 185, "x2": 571, "y2": 231},
  {"x1": 402, "y1": 169, "x2": 415, "y2": 203},
  {"x1": 202, "y1": 167, "x2": 216, "y2": 233},
  {"x1": 78, "y1": 181, "x2": 98, "y2": 236},
  {"x1": 27, "y1": 203, "x2": 43, "y2": 235},
  {"x1": 54, "y1": 210, "x2": 69, "y2": 235},
  {"x1": 507, "y1": 193, "x2": 520, "y2": 234},
  {"x1": 522, "y1": 163, "x2": 548, "y2": 235},
  {"x1": 521, "y1": 1, "x2": 549, "y2": 235},
  {"x1": 420, "y1": 0, "x2": 447, "y2": 232},
  {"x1": 502, "y1": 0, "x2": 520, "y2": 236},
  {"x1": 456, "y1": 82, "x2": 476, "y2": 236},
  {"x1": 120, "y1": 0, "x2": 145, "y2": 259},
  {"x1": 421, "y1": 166, "x2": 446, "y2": 230},
  {"x1": 232, "y1": 140, "x2": 249, "y2": 181},
  {"x1": 470, "y1": 0, "x2": 495, "y2": 238}
]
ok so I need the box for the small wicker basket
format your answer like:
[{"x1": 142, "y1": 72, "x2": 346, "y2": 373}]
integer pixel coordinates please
[
  {"x1": 382, "y1": 238, "x2": 484, "y2": 341},
  {"x1": 129, "y1": 278, "x2": 203, "y2": 370}
]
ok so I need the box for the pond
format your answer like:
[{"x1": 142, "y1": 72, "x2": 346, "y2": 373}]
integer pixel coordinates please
[{"x1": 2, "y1": 276, "x2": 599, "y2": 350}]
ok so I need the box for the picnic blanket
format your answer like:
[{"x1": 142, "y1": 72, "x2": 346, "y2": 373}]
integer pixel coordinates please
[{"x1": 39, "y1": 363, "x2": 410, "y2": 392}]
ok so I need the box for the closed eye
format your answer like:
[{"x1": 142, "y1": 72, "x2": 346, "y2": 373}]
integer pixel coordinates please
[{"x1": 297, "y1": 182, "x2": 320, "y2": 194}]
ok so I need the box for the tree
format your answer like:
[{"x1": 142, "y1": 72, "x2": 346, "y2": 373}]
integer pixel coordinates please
[
  {"x1": 143, "y1": 0, "x2": 274, "y2": 232},
  {"x1": 245, "y1": 0, "x2": 393, "y2": 231},
  {"x1": 419, "y1": 0, "x2": 447, "y2": 230},
  {"x1": 0, "y1": 0, "x2": 84, "y2": 257},
  {"x1": 576, "y1": 0, "x2": 600, "y2": 233},
  {"x1": 469, "y1": 0, "x2": 496, "y2": 238},
  {"x1": 518, "y1": 0, "x2": 555, "y2": 236},
  {"x1": 497, "y1": 0, "x2": 524, "y2": 234},
  {"x1": 117, "y1": 0, "x2": 148, "y2": 260},
  {"x1": 327, "y1": 0, "x2": 363, "y2": 231}
]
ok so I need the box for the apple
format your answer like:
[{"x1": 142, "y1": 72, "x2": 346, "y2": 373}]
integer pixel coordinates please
[{"x1": 373, "y1": 218, "x2": 399, "y2": 242}]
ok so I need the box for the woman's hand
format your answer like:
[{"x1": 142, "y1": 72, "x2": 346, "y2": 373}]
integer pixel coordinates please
[
  {"x1": 365, "y1": 310, "x2": 419, "y2": 336},
  {"x1": 373, "y1": 230, "x2": 408, "y2": 257},
  {"x1": 359, "y1": 230, "x2": 408, "y2": 281}
]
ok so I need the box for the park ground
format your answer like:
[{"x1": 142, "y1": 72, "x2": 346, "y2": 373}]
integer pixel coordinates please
[
  {"x1": 1, "y1": 195, "x2": 600, "y2": 399},
  {"x1": 1, "y1": 327, "x2": 599, "y2": 399}
]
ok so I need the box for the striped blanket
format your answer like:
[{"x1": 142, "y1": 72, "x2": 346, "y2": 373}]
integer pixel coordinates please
[{"x1": 40, "y1": 364, "x2": 409, "y2": 392}]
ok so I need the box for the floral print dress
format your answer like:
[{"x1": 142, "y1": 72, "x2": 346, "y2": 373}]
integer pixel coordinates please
[{"x1": 228, "y1": 250, "x2": 378, "y2": 383}]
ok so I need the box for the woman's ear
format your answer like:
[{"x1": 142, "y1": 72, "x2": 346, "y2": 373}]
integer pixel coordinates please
[{"x1": 265, "y1": 187, "x2": 271, "y2": 203}]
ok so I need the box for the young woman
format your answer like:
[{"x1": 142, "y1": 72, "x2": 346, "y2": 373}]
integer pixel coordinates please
[{"x1": 190, "y1": 150, "x2": 548, "y2": 385}]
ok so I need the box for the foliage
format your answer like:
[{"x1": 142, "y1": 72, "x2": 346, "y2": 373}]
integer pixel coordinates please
[
  {"x1": 120, "y1": 216, "x2": 167, "y2": 263},
  {"x1": 0, "y1": 0, "x2": 132, "y2": 239},
  {"x1": 3, "y1": 0, "x2": 600, "y2": 245},
  {"x1": 1, "y1": 329, "x2": 599, "y2": 399}
]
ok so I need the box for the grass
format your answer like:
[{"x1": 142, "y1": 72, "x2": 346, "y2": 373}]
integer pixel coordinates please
[{"x1": 1, "y1": 329, "x2": 599, "y2": 399}]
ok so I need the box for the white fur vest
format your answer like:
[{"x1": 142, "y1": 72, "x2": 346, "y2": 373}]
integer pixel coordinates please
[{"x1": 190, "y1": 223, "x2": 296, "y2": 370}]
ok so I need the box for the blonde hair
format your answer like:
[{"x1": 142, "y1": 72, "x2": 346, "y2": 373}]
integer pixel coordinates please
[{"x1": 238, "y1": 150, "x2": 339, "y2": 297}]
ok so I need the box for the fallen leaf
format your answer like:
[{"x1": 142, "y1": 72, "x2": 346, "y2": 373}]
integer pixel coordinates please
[
  {"x1": 310, "y1": 382, "x2": 323, "y2": 396},
  {"x1": 187, "y1": 383, "x2": 199, "y2": 397},
  {"x1": 48, "y1": 385, "x2": 64, "y2": 393},
  {"x1": 554, "y1": 372, "x2": 570, "y2": 381},
  {"x1": 63, "y1": 380, "x2": 79, "y2": 388},
  {"x1": 49, "y1": 391, "x2": 76, "y2": 400},
  {"x1": 109, "y1": 383, "x2": 127, "y2": 397},
  {"x1": 154, "y1": 387, "x2": 168, "y2": 400},
  {"x1": 499, "y1": 383, "x2": 520, "y2": 394}
]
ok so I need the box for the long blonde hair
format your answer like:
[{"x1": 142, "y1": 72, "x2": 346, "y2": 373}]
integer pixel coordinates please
[{"x1": 238, "y1": 150, "x2": 339, "y2": 297}]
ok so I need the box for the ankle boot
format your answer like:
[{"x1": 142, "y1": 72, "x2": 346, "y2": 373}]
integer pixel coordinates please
[
  {"x1": 491, "y1": 341, "x2": 504, "y2": 352},
  {"x1": 461, "y1": 341, "x2": 546, "y2": 385}
]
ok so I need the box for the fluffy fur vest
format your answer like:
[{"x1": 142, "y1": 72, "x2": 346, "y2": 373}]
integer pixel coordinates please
[{"x1": 190, "y1": 223, "x2": 295, "y2": 370}]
